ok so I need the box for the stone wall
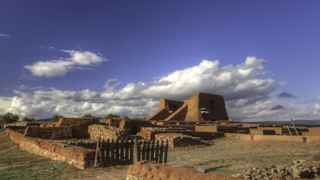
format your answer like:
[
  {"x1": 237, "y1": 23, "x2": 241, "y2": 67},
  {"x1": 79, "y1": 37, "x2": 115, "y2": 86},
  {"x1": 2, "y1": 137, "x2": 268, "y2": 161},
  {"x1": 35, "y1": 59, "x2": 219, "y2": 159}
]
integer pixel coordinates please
[
  {"x1": 138, "y1": 127, "x2": 192, "y2": 140},
  {"x1": 24, "y1": 126, "x2": 73, "y2": 139},
  {"x1": 194, "y1": 125, "x2": 218, "y2": 133},
  {"x1": 88, "y1": 124, "x2": 126, "y2": 141},
  {"x1": 126, "y1": 162, "x2": 241, "y2": 180},
  {"x1": 155, "y1": 133, "x2": 202, "y2": 148},
  {"x1": 6, "y1": 128, "x2": 95, "y2": 169}
]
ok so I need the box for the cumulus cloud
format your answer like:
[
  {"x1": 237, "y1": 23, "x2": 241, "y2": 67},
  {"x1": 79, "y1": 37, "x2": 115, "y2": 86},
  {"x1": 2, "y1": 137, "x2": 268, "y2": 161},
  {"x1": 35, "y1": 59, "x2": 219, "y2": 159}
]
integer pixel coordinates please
[
  {"x1": 25, "y1": 50, "x2": 105, "y2": 77},
  {"x1": 3, "y1": 56, "x2": 320, "y2": 121}
]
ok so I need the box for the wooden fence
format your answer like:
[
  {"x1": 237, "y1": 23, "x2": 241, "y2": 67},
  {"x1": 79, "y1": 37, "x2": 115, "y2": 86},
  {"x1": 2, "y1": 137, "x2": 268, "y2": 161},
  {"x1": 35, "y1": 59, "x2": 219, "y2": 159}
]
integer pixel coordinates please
[
  {"x1": 94, "y1": 139, "x2": 168, "y2": 167},
  {"x1": 136, "y1": 140, "x2": 168, "y2": 163}
]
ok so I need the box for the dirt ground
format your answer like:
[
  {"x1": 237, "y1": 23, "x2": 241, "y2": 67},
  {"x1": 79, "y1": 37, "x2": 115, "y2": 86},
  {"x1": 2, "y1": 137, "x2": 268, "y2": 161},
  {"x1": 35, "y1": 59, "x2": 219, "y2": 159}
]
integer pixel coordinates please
[
  {"x1": 168, "y1": 137, "x2": 320, "y2": 175},
  {"x1": 1, "y1": 130, "x2": 320, "y2": 180}
]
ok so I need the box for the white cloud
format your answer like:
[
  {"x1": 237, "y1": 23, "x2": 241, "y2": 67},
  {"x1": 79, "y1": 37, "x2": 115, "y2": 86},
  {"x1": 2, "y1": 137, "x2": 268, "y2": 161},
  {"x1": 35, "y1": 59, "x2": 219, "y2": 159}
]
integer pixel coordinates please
[
  {"x1": 0, "y1": 33, "x2": 10, "y2": 38},
  {"x1": 0, "y1": 97, "x2": 12, "y2": 114},
  {"x1": 2, "y1": 56, "x2": 320, "y2": 121},
  {"x1": 25, "y1": 50, "x2": 105, "y2": 78}
]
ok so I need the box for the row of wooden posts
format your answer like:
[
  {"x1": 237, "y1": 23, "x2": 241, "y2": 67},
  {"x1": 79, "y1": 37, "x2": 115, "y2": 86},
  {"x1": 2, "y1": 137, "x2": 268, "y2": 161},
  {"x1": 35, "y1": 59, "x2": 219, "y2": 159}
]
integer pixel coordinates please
[{"x1": 94, "y1": 139, "x2": 169, "y2": 167}]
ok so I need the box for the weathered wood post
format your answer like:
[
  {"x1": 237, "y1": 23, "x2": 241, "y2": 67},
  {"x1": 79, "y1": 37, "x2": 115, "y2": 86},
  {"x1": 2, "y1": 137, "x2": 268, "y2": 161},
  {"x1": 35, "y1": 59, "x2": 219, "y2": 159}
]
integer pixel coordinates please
[
  {"x1": 133, "y1": 138, "x2": 138, "y2": 164},
  {"x1": 164, "y1": 140, "x2": 169, "y2": 163},
  {"x1": 94, "y1": 139, "x2": 100, "y2": 167}
]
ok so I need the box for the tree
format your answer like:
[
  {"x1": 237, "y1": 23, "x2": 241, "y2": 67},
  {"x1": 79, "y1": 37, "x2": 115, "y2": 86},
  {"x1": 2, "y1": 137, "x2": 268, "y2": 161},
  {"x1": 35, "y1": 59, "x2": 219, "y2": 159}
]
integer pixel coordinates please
[
  {"x1": 105, "y1": 114, "x2": 120, "y2": 119},
  {"x1": 22, "y1": 117, "x2": 35, "y2": 122},
  {"x1": 0, "y1": 113, "x2": 19, "y2": 124},
  {"x1": 82, "y1": 114, "x2": 95, "y2": 119},
  {"x1": 52, "y1": 115, "x2": 63, "y2": 122}
]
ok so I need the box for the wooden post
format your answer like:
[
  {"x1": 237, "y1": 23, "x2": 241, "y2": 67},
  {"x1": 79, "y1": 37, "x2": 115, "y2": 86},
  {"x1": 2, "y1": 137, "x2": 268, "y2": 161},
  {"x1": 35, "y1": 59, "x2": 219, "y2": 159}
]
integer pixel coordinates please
[
  {"x1": 94, "y1": 139, "x2": 100, "y2": 167},
  {"x1": 125, "y1": 140, "x2": 129, "y2": 164},
  {"x1": 146, "y1": 141, "x2": 151, "y2": 161},
  {"x1": 133, "y1": 138, "x2": 138, "y2": 164},
  {"x1": 141, "y1": 141, "x2": 146, "y2": 161},
  {"x1": 164, "y1": 140, "x2": 169, "y2": 163},
  {"x1": 159, "y1": 141, "x2": 164, "y2": 163},
  {"x1": 106, "y1": 139, "x2": 110, "y2": 165},
  {"x1": 110, "y1": 139, "x2": 114, "y2": 165},
  {"x1": 137, "y1": 140, "x2": 141, "y2": 162},
  {"x1": 155, "y1": 141, "x2": 160, "y2": 163},
  {"x1": 130, "y1": 140, "x2": 134, "y2": 164},
  {"x1": 23, "y1": 126, "x2": 30, "y2": 137}
]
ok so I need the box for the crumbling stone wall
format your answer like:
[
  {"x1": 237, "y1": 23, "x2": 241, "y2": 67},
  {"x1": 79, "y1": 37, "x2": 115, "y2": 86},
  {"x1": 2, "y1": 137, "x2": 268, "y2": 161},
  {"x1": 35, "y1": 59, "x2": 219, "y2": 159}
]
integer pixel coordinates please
[
  {"x1": 6, "y1": 129, "x2": 95, "y2": 169},
  {"x1": 88, "y1": 124, "x2": 126, "y2": 141},
  {"x1": 138, "y1": 127, "x2": 192, "y2": 140},
  {"x1": 127, "y1": 162, "x2": 241, "y2": 180},
  {"x1": 40, "y1": 118, "x2": 95, "y2": 138},
  {"x1": 24, "y1": 126, "x2": 73, "y2": 139}
]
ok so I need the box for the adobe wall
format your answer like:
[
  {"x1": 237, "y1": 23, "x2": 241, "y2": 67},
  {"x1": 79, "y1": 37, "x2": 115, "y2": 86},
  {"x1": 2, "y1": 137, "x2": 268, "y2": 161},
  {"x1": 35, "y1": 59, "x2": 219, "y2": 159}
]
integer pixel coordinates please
[
  {"x1": 160, "y1": 98, "x2": 183, "y2": 112},
  {"x1": 194, "y1": 125, "x2": 218, "y2": 133},
  {"x1": 24, "y1": 126, "x2": 73, "y2": 139},
  {"x1": 149, "y1": 99, "x2": 183, "y2": 121},
  {"x1": 6, "y1": 129, "x2": 95, "y2": 169},
  {"x1": 164, "y1": 104, "x2": 188, "y2": 121},
  {"x1": 225, "y1": 133, "x2": 320, "y2": 144},
  {"x1": 88, "y1": 124, "x2": 126, "y2": 141},
  {"x1": 149, "y1": 109, "x2": 171, "y2": 121},
  {"x1": 185, "y1": 93, "x2": 200, "y2": 122},
  {"x1": 127, "y1": 162, "x2": 242, "y2": 180},
  {"x1": 185, "y1": 93, "x2": 228, "y2": 122}
]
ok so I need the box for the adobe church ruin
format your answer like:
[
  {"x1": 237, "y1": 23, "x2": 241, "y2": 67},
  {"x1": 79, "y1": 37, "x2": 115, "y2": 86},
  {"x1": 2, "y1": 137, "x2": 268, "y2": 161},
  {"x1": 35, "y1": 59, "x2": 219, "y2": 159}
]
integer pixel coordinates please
[{"x1": 148, "y1": 92, "x2": 229, "y2": 122}]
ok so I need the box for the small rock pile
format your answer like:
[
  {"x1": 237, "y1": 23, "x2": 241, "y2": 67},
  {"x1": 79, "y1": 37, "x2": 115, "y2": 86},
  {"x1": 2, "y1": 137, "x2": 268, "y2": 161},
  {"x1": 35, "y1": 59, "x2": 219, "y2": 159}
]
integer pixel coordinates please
[{"x1": 236, "y1": 160, "x2": 320, "y2": 180}]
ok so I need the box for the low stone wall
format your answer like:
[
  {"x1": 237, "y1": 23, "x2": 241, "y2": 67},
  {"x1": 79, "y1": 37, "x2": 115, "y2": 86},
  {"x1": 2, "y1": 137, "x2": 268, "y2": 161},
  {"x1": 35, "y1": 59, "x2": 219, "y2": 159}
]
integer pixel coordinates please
[
  {"x1": 305, "y1": 128, "x2": 320, "y2": 136},
  {"x1": 126, "y1": 162, "x2": 241, "y2": 180},
  {"x1": 225, "y1": 133, "x2": 320, "y2": 143},
  {"x1": 138, "y1": 127, "x2": 192, "y2": 140},
  {"x1": 88, "y1": 124, "x2": 126, "y2": 141},
  {"x1": 194, "y1": 125, "x2": 217, "y2": 133},
  {"x1": 6, "y1": 129, "x2": 95, "y2": 169},
  {"x1": 155, "y1": 133, "x2": 202, "y2": 148}
]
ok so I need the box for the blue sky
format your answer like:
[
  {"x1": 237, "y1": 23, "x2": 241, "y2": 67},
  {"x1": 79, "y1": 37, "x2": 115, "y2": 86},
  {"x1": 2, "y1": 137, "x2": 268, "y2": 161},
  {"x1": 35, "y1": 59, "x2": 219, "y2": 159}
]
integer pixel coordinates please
[{"x1": 0, "y1": 0, "x2": 320, "y2": 120}]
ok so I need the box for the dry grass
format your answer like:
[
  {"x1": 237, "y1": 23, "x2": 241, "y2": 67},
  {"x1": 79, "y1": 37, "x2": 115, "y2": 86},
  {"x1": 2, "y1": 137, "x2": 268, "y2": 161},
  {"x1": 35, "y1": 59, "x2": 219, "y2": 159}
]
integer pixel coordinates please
[
  {"x1": 1, "y1": 130, "x2": 320, "y2": 179},
  {"x1": 0, "y1": 131, "x2": 127, "y2": 180}
]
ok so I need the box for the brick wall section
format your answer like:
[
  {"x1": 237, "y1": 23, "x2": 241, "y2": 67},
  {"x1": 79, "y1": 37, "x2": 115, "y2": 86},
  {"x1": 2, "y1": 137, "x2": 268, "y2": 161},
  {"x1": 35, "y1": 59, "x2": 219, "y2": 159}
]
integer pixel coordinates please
[
  {"x1": 6, "y1": 129, "x2": 95, "y2": 169},
  {"x1": 24, "y1": 126, "x2": 73, "y2": 139},
  {"x1": 127, "y1": 162, "x2": 242, "y2": 180},
  {"x1": 88, "y1": 124, "x2": 126, "y2": 141}
]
